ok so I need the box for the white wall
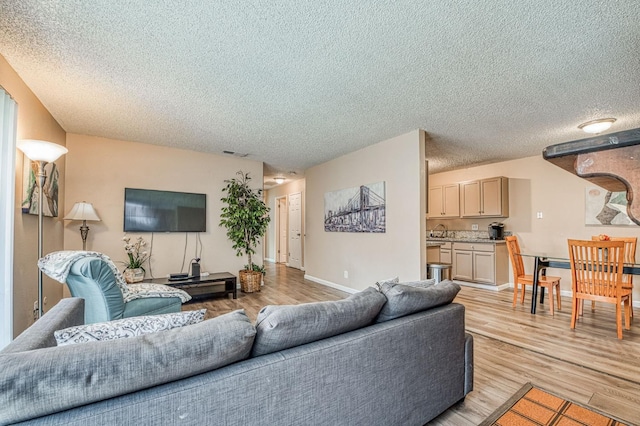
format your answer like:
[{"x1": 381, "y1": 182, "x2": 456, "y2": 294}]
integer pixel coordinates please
[
  {"x1": 305, "y1": 130, "x2": 427, "y2": 292},
  {"x1": 64, "y1": 134, "x2": 264, "y2": 279}
]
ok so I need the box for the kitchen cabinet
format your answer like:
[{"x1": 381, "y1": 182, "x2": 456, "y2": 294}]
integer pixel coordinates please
[
  {"x1": 460, "y1": 177, "x2": 509, "y2": 218},
  {"x1": 439, "y1": 242, "x2": 452, "y2": 264},
  {"x1": 428, "y1": 184, "x2": 460, "y2": 218},
  {"x1": 426, "y1": 245, "x2": 441, "y2": 263},
  {"x1": 452, "y1": 242, "x2": 509, "y2": 285}
]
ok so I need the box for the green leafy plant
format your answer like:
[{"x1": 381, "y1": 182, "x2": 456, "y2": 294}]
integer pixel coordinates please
[
  {"x1": 219, "y1": 171, "x2": 271, "y2": 272},
  {"x1": 245, "y1": 263, "x2": 266, "y2": 275}
]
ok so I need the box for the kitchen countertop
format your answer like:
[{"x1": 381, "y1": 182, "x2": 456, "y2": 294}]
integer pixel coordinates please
[{"x1": 426, "y1": 237, "x2": 507, "y2": 244}]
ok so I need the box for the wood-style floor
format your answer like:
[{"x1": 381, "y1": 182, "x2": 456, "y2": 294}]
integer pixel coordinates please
[{"x1": 188, "y1": 263, "x2": 640, "y2": 425}]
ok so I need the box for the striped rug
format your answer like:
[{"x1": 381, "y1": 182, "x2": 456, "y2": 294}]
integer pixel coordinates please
[{"x1": 480, "y1": 383, "x2": 628, "y2": 426}]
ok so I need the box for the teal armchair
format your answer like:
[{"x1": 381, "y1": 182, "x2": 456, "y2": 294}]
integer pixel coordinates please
[{"x1": 65, "y1": 257, "x2": 183, "y2": 324}]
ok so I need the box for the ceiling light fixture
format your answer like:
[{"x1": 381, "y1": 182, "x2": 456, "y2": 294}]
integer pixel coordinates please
[
  {"x1": 274, "y1": 177, "x2": 285, "y2": 184},
  {"x1": 578, "y1": 118, "x2": 616, "y2": 134}
]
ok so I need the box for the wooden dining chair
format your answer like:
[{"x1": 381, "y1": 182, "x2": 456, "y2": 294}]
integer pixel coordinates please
[
  {"x1": 505, "y1": 236, "x2": 561, "y2": 315},
  {"x1": 568, "y1": 239, "x2": 631, "y2": 339},
  {"x1": 591, "y1": 236, "x2": 636, "y2": 317}
]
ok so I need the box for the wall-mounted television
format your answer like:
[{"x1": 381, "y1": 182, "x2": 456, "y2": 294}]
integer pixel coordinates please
[{"x1": 124, "y1": 188, "x2": 207, "y2": 232}]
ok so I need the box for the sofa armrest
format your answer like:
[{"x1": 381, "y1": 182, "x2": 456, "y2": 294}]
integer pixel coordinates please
[
  {"x1": 1, "y1": 298, "x2": 85, "y2": 354},
  {"x1": 464, "y1": 332, "x2": 474, "y2": 395}
]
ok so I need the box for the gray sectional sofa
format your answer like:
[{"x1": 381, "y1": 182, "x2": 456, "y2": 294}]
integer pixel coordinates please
[{"x1": 0, "y1": 281, "x2": 473, "y2": 425}]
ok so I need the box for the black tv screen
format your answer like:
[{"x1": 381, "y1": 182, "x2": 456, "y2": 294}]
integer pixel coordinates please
[{"x1": 124, "y1": 188, "x2": 206, "y2": 232}]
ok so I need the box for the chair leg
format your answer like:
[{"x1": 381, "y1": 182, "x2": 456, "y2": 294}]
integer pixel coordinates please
[
  {"x1": 555, "y1": 283, "x2": 561, "y2": 311},
  {"x1": 624, "y1": 298, "x2": 631, "y2": 330},
  {"x1": 521, "y1": 284, "x2": 526, "y2": 304},
  {"x1": 547, "y1": 285, "x2": 554, "y2": 316},
  {"x1": 591, "y1": 300, "x2": 596, "y2": 312},
  {"x1": 512, "y1": 282, "x2": 518, "y2": 307},
  {"x1": 571, "y1": 297, "x2": 578, "y2": 330},
  {"x1": 616, "y1": 302, "x2": 623, "y2": 339}
]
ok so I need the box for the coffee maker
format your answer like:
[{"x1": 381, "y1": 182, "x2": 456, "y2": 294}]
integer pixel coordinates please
[{"x1": 488, "y1": 222, "x2": 505, "y2": 240}]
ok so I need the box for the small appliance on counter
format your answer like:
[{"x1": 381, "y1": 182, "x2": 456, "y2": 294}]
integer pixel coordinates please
[{"x1": 488, "y1": 222, "x2": 505, "y2": 240}]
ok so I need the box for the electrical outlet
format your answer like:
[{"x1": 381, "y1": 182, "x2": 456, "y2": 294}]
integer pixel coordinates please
[
  {"x1": 471, "y1": 224, "x2": 479, "y2": 231},
  {"x1": 536, "y1": 211, "x2": 543, "y2": 219},
  {"x1": 33, "y1": 301, "x2": 38, "y2": 311},
  {"x1": 43, "y1": 296, "x2": 47, "y2": 306},
  {"x1": 344, "y1": 270, "x2": 349, "y2": 279}
]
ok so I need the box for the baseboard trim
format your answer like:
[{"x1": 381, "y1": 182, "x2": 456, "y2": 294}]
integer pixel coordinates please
[
  {"x1": 265, "y1": 258, "x2": 276, "y2": 263},
  {"x1": 304, "y1": 274, "x2": 358, "y2": 294},
  {"x1": 455, "y1": 280, "x2": 510, "y2": 291}
]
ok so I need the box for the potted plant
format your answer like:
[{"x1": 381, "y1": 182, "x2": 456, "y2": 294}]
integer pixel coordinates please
[
  {"x1": 219, "y1": 171, "x2": 270, "y2": 292},
  {"x1": 121, "y1": 235, "x2": 149, "y2": 283}
]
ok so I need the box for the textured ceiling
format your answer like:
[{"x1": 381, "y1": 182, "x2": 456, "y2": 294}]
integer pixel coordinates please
[{"x1": 1, "y1": 1, "x2": 640, "y2": 184}]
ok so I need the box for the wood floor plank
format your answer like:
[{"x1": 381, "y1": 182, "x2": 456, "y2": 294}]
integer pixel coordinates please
[{"x1": 187, "y1": 264, "x2": 640, "y2": 425}]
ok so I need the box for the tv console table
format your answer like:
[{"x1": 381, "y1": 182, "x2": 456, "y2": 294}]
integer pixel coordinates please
[{"x1": 145, "y1": 272, "x2": 237, "y2": 301}]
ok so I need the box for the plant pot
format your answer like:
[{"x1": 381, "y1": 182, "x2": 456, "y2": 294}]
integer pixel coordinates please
[
  {"x1": 239, "y1": 270, "x2": 262, "y2": 293},
  {"x1": 124, "y1": 267, "x2": 144, "y2": 283}
]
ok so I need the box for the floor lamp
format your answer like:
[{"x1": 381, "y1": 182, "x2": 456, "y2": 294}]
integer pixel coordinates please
[
  {"x1": 64, "y1": 202, "x2": 101, "y2": 250},
  {"x1": 17, "y1": 139, "x2": 68, "y2": 319}
]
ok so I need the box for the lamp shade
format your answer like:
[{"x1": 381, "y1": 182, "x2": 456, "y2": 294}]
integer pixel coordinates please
[
  {"x1": 17, "y1": 139, "x2": 68, "y2": 162},
  {"x1": 64, "y1": 202, "x2": 101, "y2": 222}
]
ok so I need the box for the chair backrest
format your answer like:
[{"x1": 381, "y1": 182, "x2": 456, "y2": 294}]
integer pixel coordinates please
[
  {"x1": 505, "y1": 235, "x2": 525, "y2": 280},
  {"x1": 568, "y1": 239, "x2": 625, "y2": 298},
  {"x1": 591, "y1": 236, "x2": 637, "y2": 284},
  {"x1": 65, "y1": 257, "x2": 126, "y2": 324}
]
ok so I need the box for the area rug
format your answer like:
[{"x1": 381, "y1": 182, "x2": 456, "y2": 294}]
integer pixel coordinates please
[{"x1": 480, "y1": 383, "x2": 629, "y2": 426}]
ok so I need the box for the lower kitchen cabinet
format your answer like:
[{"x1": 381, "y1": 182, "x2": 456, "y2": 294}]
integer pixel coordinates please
[{"x1": 452, "y1": 242, "x2": 508, "y2": 285}]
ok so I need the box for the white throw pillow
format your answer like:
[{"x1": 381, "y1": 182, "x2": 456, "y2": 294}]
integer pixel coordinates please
[{"x1": 54, "y1": 309, "x2": 206, "y2": 346}]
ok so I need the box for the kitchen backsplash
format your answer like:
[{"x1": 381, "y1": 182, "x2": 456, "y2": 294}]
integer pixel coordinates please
[{"x1": 428, "y1": 229, "x2": 513, "y2": 239}]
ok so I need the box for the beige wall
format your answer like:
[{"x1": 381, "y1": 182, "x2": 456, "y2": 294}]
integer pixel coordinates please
[
  {"x1": 63, "y1": 134, "x2": 264, "y2": 279},
  {"x1": 1, "y1": 55, "x2": 67, "y2": 336},
  {"x1": 427, "y1": 155, "x2": 640, "y2": 296},
  {"x1": 264, "y1": 179, "x2": 306, "y2": 265},
  {"x1": 305, "y1": 130, "x2": 427, "y2": 292}
]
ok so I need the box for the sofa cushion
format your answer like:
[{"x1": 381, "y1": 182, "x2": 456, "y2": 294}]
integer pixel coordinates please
[
  {"x1": 376, "y1": 280, "x2": 461, "y2": 322},
  {"x1": 0, "y1": 309, "x2": 256, "y2": 425},
  {"x1": 54, "y1": 309, "x2": 206, "y2": 346},
  {"x1": 252, "y1": 287, "x2": 387, "y2": 357}
]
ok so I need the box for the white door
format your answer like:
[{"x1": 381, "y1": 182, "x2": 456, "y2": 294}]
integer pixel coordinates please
[
  {"x1": 276, "y1": 197, "x2": 288, "y2": 263},
  {"x1": 288, "y1": 192, "x2": 302, "y2": 269}
]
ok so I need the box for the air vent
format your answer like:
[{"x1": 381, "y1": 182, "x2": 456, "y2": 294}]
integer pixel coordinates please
[{"x1": 222, "y1": 150, "x2": 249, "y2": 157}]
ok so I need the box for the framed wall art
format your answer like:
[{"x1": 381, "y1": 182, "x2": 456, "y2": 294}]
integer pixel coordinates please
[
  {"x1": 585, "y1": 186, "x2": 634, "y2": 226},
  {"x1": 324, "y1": 181, "x2": 386, "y2": 233},
  {"x1": 21, "y1": 158, "x2": 60, "y2": 217}
]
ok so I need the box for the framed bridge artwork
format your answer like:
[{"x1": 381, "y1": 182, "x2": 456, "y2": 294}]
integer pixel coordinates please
[{"x1": 324, "y1": 181, "x2": 386, "y2": 233}]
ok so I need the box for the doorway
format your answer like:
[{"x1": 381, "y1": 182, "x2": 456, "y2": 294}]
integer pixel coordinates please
[
  {"x1": 275, "y1": 196, "x2": 288, "y2": 263},
  {"x1": 288, "y1": 192, "x2": 302, "y2": 270}
]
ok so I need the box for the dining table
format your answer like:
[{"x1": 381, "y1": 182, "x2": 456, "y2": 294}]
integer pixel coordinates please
[{"x1": 518, "y1": 252, "x2": 640, "y2": 314}]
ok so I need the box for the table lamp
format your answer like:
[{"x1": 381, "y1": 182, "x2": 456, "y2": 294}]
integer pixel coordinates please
[
  {"x1": 65, "y1": 202, "x2": 101, "y2": 250},
  {"x1": 17, "y1": 139, "x2": 68, "y2": 319}
]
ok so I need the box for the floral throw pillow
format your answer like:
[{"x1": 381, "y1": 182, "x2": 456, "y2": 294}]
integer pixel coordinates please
[{"x1": 54, "y1": 309, "x2": 206, "y2": 346}]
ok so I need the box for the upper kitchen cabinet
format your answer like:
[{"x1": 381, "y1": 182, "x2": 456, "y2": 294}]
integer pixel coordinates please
[
  {"x1": 428, "y1": 184, "x2": 460, "y2": 218},
  {"x1": 460, "y1": 177, "x2": 509, "y2": 218}
]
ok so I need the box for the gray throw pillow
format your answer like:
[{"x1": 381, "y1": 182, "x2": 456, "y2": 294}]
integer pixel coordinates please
[
  {"x1": 252, "y1": 287, "x2": 387, "y2": 357},
  {"x1": 54, "y1": 309, "x2": 206, "y2": 345},
  {"x1": 376, "y1": 280, "x2": 461, "y2": 323},
  {"x1": 0, "y1": 309, "x2": 256, "y2": 425}
]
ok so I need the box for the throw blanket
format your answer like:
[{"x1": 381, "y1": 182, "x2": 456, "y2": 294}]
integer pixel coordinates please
[{"x1": 38, "y1": 251, "x2": 191, "y2": 303}]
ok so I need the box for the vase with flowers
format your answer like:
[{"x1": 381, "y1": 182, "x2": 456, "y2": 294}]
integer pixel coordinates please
[{"x1": 121, "y1": 235, "x2": 149, "y2": 283}]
